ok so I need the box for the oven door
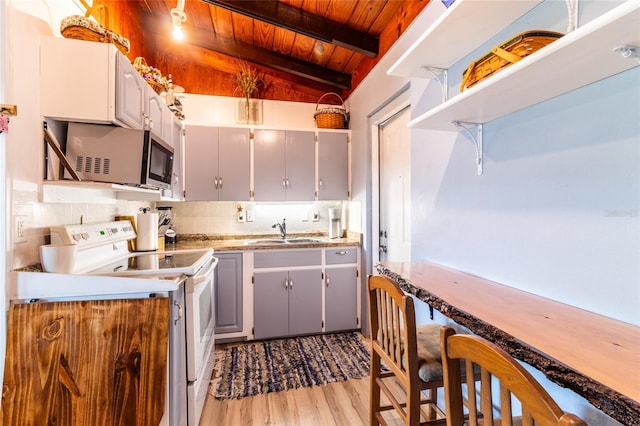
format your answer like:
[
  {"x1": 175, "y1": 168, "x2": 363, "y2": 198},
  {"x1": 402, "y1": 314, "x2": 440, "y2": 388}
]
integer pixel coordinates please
[{"x1": 185, "y1": 256, "x2": 218, "y2": 382}]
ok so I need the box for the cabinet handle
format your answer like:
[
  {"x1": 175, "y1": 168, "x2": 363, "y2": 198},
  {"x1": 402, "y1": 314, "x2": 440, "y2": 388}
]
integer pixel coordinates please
[
  {"x1": 285, "y1": 177, "x2": 290, "y2": 189},
  {"x1": 335, "y1": 251, "x2": 348, "y2": 255},
  {"x1": 319, "y1": 178, "x2": 324, "y2": 189},
  {"x1": 214, "y1": 177, "x2": 219, "y2": 189},
  {"x1": 289, "y1": 279, "x2": 293, "y2": 289},
  {"x1": 284, "y1": 278, "x2": 288, "y2": 289},
  {"x1": 326, "y1": 277, "x2": 330, "y2": 287},
  {"x1": 282, "y1": 178, "x2": 286, "y2": 189},
  {"x1": 173, "y1": 300, "x2": 183, "y2": 325},
  {"x1": 219, "y1": 176, "x2": 223, "y2": 189}
]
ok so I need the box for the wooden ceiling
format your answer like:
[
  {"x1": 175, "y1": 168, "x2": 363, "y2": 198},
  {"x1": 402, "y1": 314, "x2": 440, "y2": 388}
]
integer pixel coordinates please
[{"x1": 99, "y1": 0, "x2": 429, "y2": 103}]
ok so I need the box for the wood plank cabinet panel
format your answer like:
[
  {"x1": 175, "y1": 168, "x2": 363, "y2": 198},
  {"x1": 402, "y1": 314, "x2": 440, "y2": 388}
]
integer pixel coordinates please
[{"x1": 2, "y1": 298, "x2": 169, "y2": 426}]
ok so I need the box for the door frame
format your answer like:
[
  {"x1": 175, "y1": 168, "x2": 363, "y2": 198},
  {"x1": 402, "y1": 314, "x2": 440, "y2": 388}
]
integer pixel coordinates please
[{"x1": 368, "y1": 85, "x2": 411, "y2": 265}]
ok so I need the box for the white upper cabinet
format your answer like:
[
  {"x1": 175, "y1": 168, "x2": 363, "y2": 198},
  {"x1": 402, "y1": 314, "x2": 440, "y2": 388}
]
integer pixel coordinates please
[
  {"x1": 253, "y1": 129, "x2": 315, "y2": 201},
  {"x1": 389, "y1": 0, "x2": 640, "y2": 131},
  {"x1": 41, "y1": 37, "x2": 147, "y2": 129},
  {"x1": 317, "y1": 131, "x2": 349, "y2": 200}
]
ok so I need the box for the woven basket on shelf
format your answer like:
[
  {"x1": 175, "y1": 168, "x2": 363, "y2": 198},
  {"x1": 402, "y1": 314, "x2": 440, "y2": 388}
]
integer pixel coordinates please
[
  {"x1": 60, "y1": 5, "x2": 130, "y2": 55},
  {"x1": 314, "y1": 92, "x2": 349, "y2": 129},
  {"x1": 461, "y1": 30, "x2": 563, "y2": 92},
  {"x1": 133, "y1": 57, "x2": 168, "y2": 95}
]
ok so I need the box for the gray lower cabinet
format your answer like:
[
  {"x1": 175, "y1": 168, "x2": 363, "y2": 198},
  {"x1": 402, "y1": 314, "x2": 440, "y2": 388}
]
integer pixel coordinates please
[
  {"x1": 325, "y1": 266, "x2": 358, "y2": 332},
  {"x1": 253, "y1": 268, "x2": 323, "y2": 340},
  {"x1": 214, "y1": 252, "x2": 243, "y2": 334}
]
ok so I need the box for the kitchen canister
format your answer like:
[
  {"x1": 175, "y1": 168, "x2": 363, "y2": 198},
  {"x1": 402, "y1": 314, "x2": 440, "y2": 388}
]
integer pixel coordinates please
[{"x1": 136, "y1": 207, "x2": 159, "y2": 251}]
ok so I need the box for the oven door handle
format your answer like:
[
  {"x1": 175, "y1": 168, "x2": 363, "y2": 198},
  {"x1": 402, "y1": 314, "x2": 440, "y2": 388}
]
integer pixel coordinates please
[{"x1": 192, "y1": 257, "x2": 218, "y2": 285}]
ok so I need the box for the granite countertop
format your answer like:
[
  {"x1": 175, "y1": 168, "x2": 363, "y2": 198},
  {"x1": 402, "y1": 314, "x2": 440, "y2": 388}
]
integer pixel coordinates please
[{"x1": 167, "y1": 231, "x2": 362, "y2": 252}]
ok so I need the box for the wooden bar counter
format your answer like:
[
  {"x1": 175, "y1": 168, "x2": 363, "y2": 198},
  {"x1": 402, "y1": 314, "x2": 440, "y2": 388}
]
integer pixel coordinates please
[{"x1": 376, "y1": 261, "x2": 640, "y2": 425}]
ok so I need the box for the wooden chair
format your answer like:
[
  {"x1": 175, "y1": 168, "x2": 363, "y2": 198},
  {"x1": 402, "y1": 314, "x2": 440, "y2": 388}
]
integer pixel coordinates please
[
  {"x1": 440, "y1": 326, "x2": 588, "y2": 426},
  {"x1": 368, "y1": 274, "x2": 447, "y2": 426}
]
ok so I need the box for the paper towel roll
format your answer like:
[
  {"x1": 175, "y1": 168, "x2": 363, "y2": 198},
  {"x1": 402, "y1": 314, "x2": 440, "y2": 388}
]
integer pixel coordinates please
[{"x1": 136, "y1": 212, "x2": 158, "y2": 251}]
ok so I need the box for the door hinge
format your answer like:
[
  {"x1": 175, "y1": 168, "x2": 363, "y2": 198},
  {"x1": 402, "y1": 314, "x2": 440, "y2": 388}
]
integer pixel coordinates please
[
  {"x1": 356, "y1": 269, "x2": 359, "y2": 277},
  {"x1": 357, "y1": 317, "x2": 360, "y2": 326},
  {"x1": 322, "y1": 320, "x2": 324, "y2": 328},
  {"x1": 249, "y1": 131, "x2": 254, "y2": 139},
  {"x1": 321, "y1": 271, "x2": 324, "y2": 280},
  {"x1": 252, "y1": 327, "x2": 254, "y2": 335},
  {"x1": 250, "y1": 190, "x2": 255, "y2": 198},
  {"x1": 251, "y1": 275, "x2": 254, "y2": 284}
]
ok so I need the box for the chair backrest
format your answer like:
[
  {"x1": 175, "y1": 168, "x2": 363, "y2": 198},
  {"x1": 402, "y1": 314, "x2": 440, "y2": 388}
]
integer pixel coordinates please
[
  {"x1": 440, "y1": 326, "x2": 587, "y2": 426},
  {"x1": 368, "y1": 275, "x2": 418, "y2": 387}
]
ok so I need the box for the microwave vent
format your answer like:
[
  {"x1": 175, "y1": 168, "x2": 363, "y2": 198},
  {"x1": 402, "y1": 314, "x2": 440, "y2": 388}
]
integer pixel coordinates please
[{"x1": 75, "y1": 156, "x2": 110, "y2": 175}]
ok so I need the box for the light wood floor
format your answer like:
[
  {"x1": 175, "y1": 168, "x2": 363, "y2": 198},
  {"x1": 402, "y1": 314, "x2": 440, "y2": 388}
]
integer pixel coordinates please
[{"x1": 199, "y1": 377, "x2": 371, "y2": 426}]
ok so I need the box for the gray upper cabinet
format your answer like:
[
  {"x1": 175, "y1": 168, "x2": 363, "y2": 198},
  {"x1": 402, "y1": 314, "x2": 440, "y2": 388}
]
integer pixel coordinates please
[
  {"x1": 253, "y1": 129, "x2": 315, "y2": 201},
  {"x1": 184, "y1": 125, "x2": 250, "y2": 201},
  {"x1": 318, "y1": 132, "x2": 349, "y2": 200}
]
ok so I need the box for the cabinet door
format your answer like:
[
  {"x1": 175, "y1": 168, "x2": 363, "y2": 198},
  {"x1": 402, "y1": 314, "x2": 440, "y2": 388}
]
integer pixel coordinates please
[
  {"x1": 288, "y1": 268, "x2": 323, "y2": 336},
  {"x1": 285, "y1": 130, "x2": 316, "y2": 201},
  {"x1": 254, "y1": 271, "x2": 289, "y2": 339},
  {"x1": 184, "y1": 125, "x2": 219, "y2": 201},
  {"x1": 218, "y1": 127, "x2": 251, "y2": 201},
  {"x1": 318, "y1": 132, "x2": 349, "y2": 200},
  {"x1": 146, "y1": 88, "x2": 169, "y2": 141},
  {"x1": 325, "y1": 266, "x2": 358, "y2": 332},
  {"x1": 253, "y1": 129, "x2": 286, "y2": 201},
  {"x1": 115, "y1": 52, "x2": 146, "y2": 129},
  {"x1": 169, "y1": 117, "x2": 184, "y2": 200},
  {"x1": 214, "y1": 253, "x2": 243, "y2": 334}
]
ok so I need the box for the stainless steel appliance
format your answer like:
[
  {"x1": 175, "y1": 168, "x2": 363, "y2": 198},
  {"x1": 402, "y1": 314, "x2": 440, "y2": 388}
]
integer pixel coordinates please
[
  {"x1": 14, "y1": 220, "x2": 216, "y2": 426},
  {"x1": 65, "y1": 122, "x2": 174, "y2": 190}
]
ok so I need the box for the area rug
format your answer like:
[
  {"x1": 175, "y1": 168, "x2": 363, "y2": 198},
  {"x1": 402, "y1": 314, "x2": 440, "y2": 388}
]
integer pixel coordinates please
[{"x1": 210, "y1": 332, "x2": 371, "y2": 400}]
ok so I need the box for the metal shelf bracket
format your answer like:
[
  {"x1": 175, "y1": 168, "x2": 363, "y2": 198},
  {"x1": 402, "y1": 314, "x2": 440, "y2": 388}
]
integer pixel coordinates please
[
  {"x1": 452, "y1": 121, "x2": 483, "y2": 175},
  {"x1": 420, "y1": 66, "x2": 448, "y2": 102}
]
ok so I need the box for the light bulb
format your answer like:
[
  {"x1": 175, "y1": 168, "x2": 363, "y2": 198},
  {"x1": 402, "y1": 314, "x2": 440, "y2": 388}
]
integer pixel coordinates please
[{"x1": 173, "y1": 25, "x2": 184, "y2": 40}]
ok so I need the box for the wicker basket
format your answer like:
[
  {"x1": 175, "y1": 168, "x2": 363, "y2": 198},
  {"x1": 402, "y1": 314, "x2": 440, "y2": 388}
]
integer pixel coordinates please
[
  {"x1": 133, "y1": 57, "x2": 168, "y2": 95},
  {"x1": 60, "y1": 5, "x2": 130, "y2": 55},
  {"x1": 314, "y1": 93, "x2": 348, "y2": 129},
  {"x1": 461, "y1": 30, "x2": 563, "y2": 92}
]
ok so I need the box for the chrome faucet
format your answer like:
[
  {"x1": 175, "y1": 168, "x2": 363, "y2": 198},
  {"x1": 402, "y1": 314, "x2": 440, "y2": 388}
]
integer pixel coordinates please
[{"x1": 272, "y1": 218, "x2": 287, "y2": 239}]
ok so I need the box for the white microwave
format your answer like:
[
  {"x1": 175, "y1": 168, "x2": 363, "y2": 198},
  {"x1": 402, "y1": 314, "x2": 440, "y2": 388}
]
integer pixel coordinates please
[{"x1": 65, "y1": 122, "x2": 174, "y2": 190}]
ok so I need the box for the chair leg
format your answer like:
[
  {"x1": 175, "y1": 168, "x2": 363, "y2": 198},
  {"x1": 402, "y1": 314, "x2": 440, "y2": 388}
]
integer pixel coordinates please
[{"x1": 370, "y1": 352, "x2": 382, "y2": 426}]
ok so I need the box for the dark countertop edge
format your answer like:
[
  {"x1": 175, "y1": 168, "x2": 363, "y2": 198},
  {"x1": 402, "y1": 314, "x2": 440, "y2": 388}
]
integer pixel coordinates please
[{"x1": 375, "y1": 264, "x2": 640, "y2": 425}]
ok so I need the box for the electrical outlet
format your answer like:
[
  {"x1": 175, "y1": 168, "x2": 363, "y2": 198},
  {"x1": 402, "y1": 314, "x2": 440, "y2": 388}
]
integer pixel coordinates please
[
  {"x1": 246, "y1": 207, "x2": 254, "y2": 222},
  {"x1": 14, "y1": 215, "x2": 27, "y2": 243}
]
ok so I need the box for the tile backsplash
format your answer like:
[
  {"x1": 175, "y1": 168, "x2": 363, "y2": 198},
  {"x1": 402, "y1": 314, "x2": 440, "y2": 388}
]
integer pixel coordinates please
[{"x1": 159, "y1": 201, "x2": 350, "y2": 237}]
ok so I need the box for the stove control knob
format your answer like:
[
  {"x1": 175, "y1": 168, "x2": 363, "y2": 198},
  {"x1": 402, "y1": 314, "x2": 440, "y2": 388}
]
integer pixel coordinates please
[
  {"x1": 111, "y1": 227, "x2": 118, "y2": 234},
  {"x1": 72, "y1": 233, "x2": 81, "y2": 241},
  {"x1": 81, "y1": 232, "x2": 89, "y2": 240}
]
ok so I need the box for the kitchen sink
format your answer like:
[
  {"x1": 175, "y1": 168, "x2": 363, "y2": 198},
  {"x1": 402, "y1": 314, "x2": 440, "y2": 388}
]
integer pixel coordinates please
[
  {"x1": 284, "y1": 238, "x2": 324, "y2": 243},
  {"x1": 245, "y1": 239, "x2": 288, "y2": 245},
  {"x1": 244, "y1": 237, "x2": 324, "y2": 246}
]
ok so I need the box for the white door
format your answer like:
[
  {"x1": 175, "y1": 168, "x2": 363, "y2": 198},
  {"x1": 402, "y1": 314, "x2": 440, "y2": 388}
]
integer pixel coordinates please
[{"x1": 379, "y1": 106, "x2": 411, "y2": 262}]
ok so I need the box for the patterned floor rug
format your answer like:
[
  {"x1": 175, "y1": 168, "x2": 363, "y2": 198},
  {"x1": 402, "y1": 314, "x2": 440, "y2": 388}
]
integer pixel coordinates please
[{"x1": 210, "y1": 332, "x2": 371, "y2": 400}]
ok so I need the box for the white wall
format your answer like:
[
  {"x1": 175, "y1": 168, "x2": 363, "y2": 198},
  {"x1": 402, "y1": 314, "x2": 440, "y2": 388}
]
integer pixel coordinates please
[{"x1": 347, "y1": 0, "x2": 635, "y2": 424}]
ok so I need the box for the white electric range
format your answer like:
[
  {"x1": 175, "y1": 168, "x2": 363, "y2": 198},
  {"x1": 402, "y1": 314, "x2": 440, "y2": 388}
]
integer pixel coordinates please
[{"x1": 12, "y1": 220, "x2": 217, "y2": 426}]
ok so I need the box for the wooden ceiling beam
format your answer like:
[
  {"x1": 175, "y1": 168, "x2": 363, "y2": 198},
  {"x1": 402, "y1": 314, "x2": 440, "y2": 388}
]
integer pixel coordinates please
[
  {"x1": 166, "y1": 20, "x2": 352, "y2": 89},
  {"x1": 201, "y1": 0, "x2": 379, "y2": 57}
]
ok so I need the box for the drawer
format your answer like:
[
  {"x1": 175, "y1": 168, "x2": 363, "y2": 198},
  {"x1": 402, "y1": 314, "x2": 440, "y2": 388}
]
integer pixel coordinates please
[
  {"x1": 254, "y1": 249, "x2": 322, "y2": 268},
  {"x1": 325, "y1": 247, "x2": 357, "y2": 265}
]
